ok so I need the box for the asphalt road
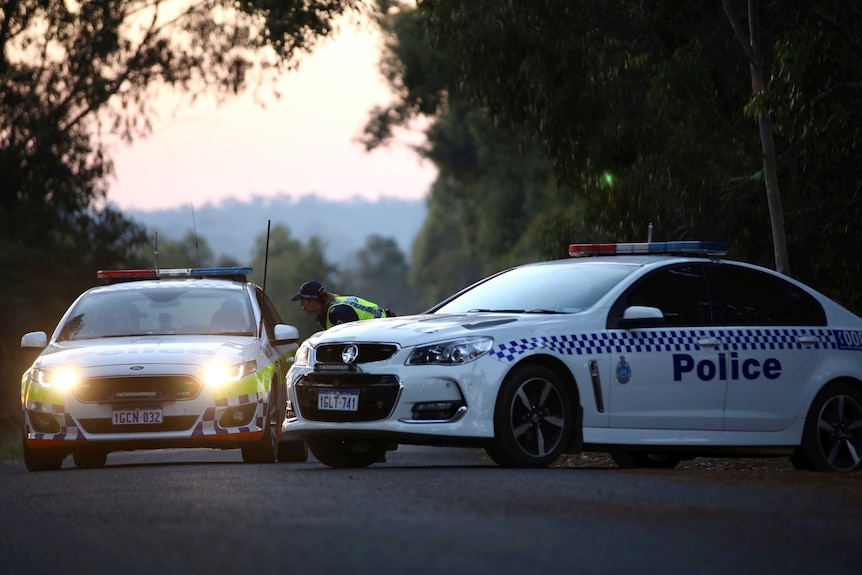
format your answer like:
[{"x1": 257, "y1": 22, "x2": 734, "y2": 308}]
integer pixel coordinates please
[{"x1": 1, "y1": 446, "x2": 860, "y2": 575}]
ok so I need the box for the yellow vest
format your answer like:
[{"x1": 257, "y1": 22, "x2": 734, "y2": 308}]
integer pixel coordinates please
[{"x1": 325, "y1": 296, "x2": 386, "y2": 329}]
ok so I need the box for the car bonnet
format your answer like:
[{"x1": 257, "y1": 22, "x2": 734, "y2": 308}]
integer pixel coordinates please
[
  {"x1": 34, "y1": 338, "x2": 251, "y2": 370},
  {"x1": 309, "y1": 312, "x2": 589, "y2": 348}
]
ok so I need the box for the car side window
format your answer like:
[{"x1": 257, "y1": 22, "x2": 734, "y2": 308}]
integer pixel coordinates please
[
  {"x1": 609, "y1": 264, "x2": 711, "y2": 327},
  {"x1": 256, "y1": 288, "x2": 284, "y2": 339},
  {"x1": 705, "y1": 264, "x2": 826, "y2": 326}
]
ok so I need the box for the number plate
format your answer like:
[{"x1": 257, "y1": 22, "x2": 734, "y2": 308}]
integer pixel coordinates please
[
  {"x1": 112, "y1": 408, "x2": 163, "y2": 425},
  {"x1": 318, "y1": 389, "x2": 359, "y2": 411}
]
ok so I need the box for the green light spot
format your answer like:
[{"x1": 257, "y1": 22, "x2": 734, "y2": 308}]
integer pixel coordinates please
[{"x1": 601, "y1": 172, "x2": 615, "y2": 188}]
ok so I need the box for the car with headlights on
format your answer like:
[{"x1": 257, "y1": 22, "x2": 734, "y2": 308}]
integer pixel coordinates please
[
  {"x1": 284, "y1": 242, "x2": 862, "y2": 471},
  {"x1": 20, "y1": 266, "x2": 308, "y2": 471}
]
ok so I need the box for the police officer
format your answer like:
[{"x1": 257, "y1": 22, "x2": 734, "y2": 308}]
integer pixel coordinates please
[{"x1": 290, "y1": 280, "x2": 391, "y2": 329}]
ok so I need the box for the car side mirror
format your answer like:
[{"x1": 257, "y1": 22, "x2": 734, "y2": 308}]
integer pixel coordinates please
[
  {"x1": 272, "y1": 324, "x2": 300, "y2": 345},
  {"x1": 21, "y1": 331, "x2": 48, "y2": 349},
  {"x1": 618, "y1": 305, "x2": 665, "y2": 329}
]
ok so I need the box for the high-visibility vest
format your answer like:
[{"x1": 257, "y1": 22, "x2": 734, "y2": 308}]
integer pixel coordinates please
[{"x1": 325, "y1": 295, "x2": 386, "y2": 329}]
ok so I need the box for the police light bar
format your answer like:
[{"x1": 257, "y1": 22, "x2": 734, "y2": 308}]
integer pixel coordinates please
[
  {"x1": 568, "y1": 241, "x2": 727, "y2": 257},
  {"x1": 97, "y1": 267, "x2": 253, "y2": 281}
]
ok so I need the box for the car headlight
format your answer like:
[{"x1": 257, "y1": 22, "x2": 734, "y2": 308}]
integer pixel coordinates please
[
  {"x1": 203, "y1": 360, "x2": 257, "y2": 388},
  {"x1": 293, "y1": 341, "x2": 312, "y2": 367},
  {"x1": 405, "y1": 337, "x2": 494, "y2": 365},
  {"x1": 29, "y1": 366, "x2": 79, "y2": 390}
]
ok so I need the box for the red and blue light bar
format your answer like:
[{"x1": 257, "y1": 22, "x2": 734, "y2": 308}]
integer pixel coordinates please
[
  {"x1": 97, "y1": 267, "x2": 253, "y2": 281},
  {"x1": 568, "y1": 241, "x2": 727, "y2": 257}
]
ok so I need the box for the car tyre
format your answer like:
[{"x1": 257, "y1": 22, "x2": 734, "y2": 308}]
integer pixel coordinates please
[
  {"x1": 277, "y1": 440, "x2": 309, "y2": 462},
  {"x1": 486, "y1": 364, "x2": 572, "y2": 468},
  {"x1": 22, "y1": 432, "x2": 65, "y2": 472},
  {"x1": 796, "y1": 381, "x2": 862, "y2": 472},
  {"x1": 242, "y1": 380, "x2": 282, "y2": 464},
  {"x1": 73, "y1": 449, "x2": 108, "y2": 469},
  {"x1": 308, "y1": 438, "x2": 387, "y2": 468},
  {"x1": 610, "y1": 452, "x2": 682, "y2": 469}
]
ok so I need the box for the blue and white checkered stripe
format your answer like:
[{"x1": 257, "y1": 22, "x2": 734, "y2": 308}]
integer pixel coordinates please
[
  {"x1": 25, "y1": 400, "x2": 85, "y2": 441},
  {"x1": 25, "y1": 392, "x2": 267, "y2": 440},
  {"x1": 192, "y1": 391, "x2": 266, "y2": 436},
  {"x1": 493, "y1": 328, "x2": 843, "y2": 362}
]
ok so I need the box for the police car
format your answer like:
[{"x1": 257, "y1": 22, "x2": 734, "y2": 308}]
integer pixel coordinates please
[
  {"x1": 20, "y1": 266, "x2": 308, "y2": 471},
  {"x1": 284, "y1": 242, "x2": 862, "y2": 472}
]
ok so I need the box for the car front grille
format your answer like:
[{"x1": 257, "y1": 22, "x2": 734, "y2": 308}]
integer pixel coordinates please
[
  {"x1": 74, "y1": 376, "x2": 202, "y2": 403},
  {"x1": 314, "y1": 343, "x2": 398, "y2": 364},
  {"x1": 295, "y1": 373, "x2": 400, "y2": 422}
]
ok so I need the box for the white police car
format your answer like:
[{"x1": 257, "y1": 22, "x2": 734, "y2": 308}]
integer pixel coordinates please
[
  {"x1": 284, "y1": 242, "x2": 862, "y2": 471},
  {"x1": 20, "y1": 266, "x2": 307, "y2": 471}
]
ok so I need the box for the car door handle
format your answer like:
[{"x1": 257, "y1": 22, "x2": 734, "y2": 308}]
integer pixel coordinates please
[
  {"x1": 697, "y1": 337, "x2": 721, "y2": 348},
  {"x1": 797, "y1": 335, "x2": 821, "y2": 346}
]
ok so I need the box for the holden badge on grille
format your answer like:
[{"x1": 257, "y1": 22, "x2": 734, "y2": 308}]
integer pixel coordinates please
[{"x1": 341, "y1": 344, "x2": 359, "y2": 364}]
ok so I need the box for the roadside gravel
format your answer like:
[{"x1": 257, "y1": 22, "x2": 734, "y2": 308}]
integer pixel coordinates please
[{"x1": 555, "y1": 452, "x2": 862, "y2": 505}]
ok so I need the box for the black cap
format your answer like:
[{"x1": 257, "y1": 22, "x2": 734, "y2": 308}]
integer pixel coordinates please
[{"x1": 291, "y1": 280, "x2": 324, "y2": 301}]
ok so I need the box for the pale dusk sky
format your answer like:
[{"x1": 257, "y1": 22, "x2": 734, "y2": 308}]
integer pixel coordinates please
[{"x1": 107, "y1": 19, "x2": 436, "y2": 212}]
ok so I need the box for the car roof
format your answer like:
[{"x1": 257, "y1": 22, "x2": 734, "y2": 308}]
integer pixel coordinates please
[{"x1": 86, "y1": 277, "x2": 251, "y2": 296}]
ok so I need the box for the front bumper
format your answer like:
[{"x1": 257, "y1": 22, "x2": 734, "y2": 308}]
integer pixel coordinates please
[
  {"x1": 23, "y1": 389, "x2": 270, "y2": 451},
  {"x1": 283, "y1": 360, "x2": 504, "y2": 444}
]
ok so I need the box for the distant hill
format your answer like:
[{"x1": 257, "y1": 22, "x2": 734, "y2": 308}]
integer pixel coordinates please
[{"x1": 126, "y1": 193, "x2": 428, "y2": 265}]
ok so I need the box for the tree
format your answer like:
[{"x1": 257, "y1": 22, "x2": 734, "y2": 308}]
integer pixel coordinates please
[
  {"x1": 133, "y1": 229, "x2": 216, "y2": 268},
  {"x1": 408, "y1": 0, "x2": 862, "y2": 312},
  {"x1": 366, "y1": 1, "x2": 581, "y2": 304},
  {"x1": 1, "y1": 0, "x2": 366, "y2": 249},
  {"x1": 0, "y1": 0, "x2": 369, "y2": 430},
  {"x1": 723, "y1": 0, "x2": 788, "y2": 275},
  {"x1": 250, "y1": 224, "x2": 338, "y2": 338},
  {"x1": 339, "y1": 234, "x2": 419, "y2": 314}
]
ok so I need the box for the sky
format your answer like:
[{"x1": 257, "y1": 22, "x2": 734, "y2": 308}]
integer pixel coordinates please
[{"x1": 107, "y1": 19, "x2": 437, "y2": 212}]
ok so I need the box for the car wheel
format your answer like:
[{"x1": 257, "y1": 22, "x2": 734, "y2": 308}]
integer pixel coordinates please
[
  {"x1": 22, "y1": 431, "x2": 65, "y2": 472},
  {"x1": 308, "y1": 438, "x2": 387, "y2": 468},
  {"x1": 796, "y1": 382, "x2": 862, "y2": 472},
  {"x1": 486, "y1": 364, "x2": 572, "y2": 468},
  {"x1": 277, "y1": 440, "x2": 309, "y2": 462},
  {"x1": 610, "y1": 452, "x2": 682, "y2": 469},
  {"x1": 72, "y1": 449, "x2": 108, "y2": 469},
  {"x1": 242, "y1": 380, "x2": 281, "y2": 464}
]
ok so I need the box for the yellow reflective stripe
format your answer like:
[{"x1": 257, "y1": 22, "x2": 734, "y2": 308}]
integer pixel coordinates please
[
  {"x1": 22, "y1": 380, "x2": 65, "y2": 406},
  {"x1": 213, "y1": 348, "x2": 295, "y2": 399}
]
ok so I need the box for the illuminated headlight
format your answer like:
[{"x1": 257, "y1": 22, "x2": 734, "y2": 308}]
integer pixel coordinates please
[
  {"x1": 203, "y1": 360, "x2": 257, "y2": 388},
  {"x1": 293, "y1": 341, "x2": 312, "y2": 367},
  {"x1": 29, "y1": 366, "x2": 78, "y2": 390},
  {"x1": 405, "y1": 337, "x2": 494, "y2": 365}
]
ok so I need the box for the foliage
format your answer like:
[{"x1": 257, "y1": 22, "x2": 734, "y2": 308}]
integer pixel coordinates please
[
  {"x1": 369, "y1": 1, "x2": 585, "y2": 303},
  {"x1": 339, "y1": 234, "x2": 420, "y2": 315},
  {"x1": 249, "y1": 224, "x2": 335, "y2": 338},
  {"x1": 750, "y1": 0, "x2": 862, "y2": 309},
  {"x1": 381, "y1": 0, "x2": 862, "y2": 313},
  {"x1": 0, "y1": 0, "x2": 367, "y2": 426}
]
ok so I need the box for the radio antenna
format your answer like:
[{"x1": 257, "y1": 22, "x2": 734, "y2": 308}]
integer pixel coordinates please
[
  {"x1": 191, "y1": 203, "x2": 200, "y2": 267},
  {"x1": 154, "y1": 231, "x2": 159, "y2": 271},
  {"x1": 262, "y1": 219, "x2": 271, "y2": 292}
]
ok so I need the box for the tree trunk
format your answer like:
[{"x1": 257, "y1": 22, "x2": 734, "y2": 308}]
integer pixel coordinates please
[
  {"x1": 725, "y1": 0, "x2": 790, "y2": 275},
  {"x1": 748, "y1": 1, "x2": 789, "y2": 275}
]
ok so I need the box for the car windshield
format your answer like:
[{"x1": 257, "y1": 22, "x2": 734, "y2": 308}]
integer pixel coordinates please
[
  {"x1": 56, "y1": 286, "x2": 255, "y2": 341},
  {"x1": 433, "y1": 261, "x2": 637, "y2": 315}
]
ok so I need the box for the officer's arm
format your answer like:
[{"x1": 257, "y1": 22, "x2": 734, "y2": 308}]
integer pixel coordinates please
[{"x1": 329, "y1": 304, "x2": 360, "y2": 325}]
